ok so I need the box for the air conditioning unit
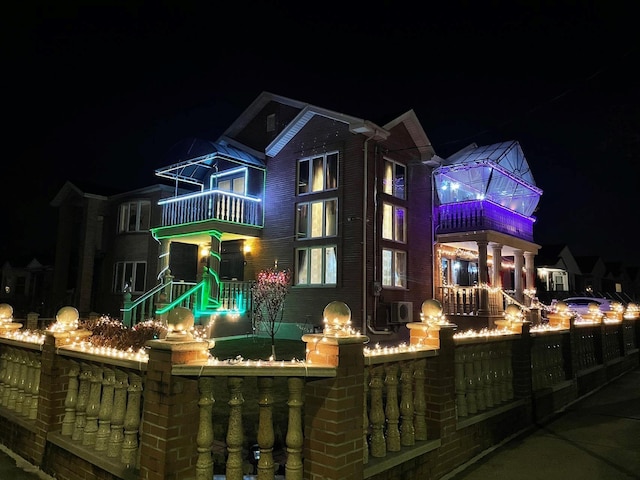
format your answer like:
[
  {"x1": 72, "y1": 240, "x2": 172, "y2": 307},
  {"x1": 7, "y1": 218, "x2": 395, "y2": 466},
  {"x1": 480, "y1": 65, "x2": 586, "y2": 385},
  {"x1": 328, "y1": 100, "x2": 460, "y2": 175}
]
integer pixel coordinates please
[{"x1": 390, "y1": 301, "x2": 413, "y2": 323}]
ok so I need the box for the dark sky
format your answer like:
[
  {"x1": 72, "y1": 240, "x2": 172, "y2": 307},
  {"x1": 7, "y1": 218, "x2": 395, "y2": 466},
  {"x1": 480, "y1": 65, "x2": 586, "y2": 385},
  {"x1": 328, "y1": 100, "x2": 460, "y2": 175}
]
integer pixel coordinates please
[{"x1": 3, "y1": 2, "x2": 639, "y2": 264}]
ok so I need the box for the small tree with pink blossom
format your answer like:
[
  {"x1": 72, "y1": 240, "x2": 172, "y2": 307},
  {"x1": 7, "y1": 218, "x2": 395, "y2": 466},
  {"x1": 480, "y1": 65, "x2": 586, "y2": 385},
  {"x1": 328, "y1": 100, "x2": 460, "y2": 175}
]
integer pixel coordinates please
[{"x1": 251, "y1": 268, "x2": 292, "y2": 360}]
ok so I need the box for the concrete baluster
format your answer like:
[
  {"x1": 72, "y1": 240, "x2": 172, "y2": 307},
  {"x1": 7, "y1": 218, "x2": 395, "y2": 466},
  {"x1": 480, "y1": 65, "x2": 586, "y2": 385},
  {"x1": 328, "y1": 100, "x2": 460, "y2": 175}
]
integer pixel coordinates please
[
  {"x1": 72, "y1": 363, "x2": 92, "y2": 442},
  {"x1": 363, "y1": 368, "x2": 370, "y2": 464},
  {"x1": 285, "y1": 377, "x2": 304, "y2": 480},
  {"x1": 0, "y1": 350, "x2": 7, "y2": 400},
  {"x1": 108, "y1": 369, "x2": 128, "y2": 458},
  {"x1": 15, "y1": 350, "x2": 28, "y2": 413},
  {"x1": 196, "y1": 377, "x2": 215, "y2": 480},
  {"x1": 480, "y1": 345, "x2": 494, "y2": 408},
  {"x1": 83, "y1": 365, "x2": 103, "y2": 446},
  {"x1": 8, "y1": 349, "x2": 20, "y2": 410},
  {"x1": 413, "y1": 359, "x2": 427, "y2": 440},
  {"x1": 400, "y1": 361, "x2": 415, "y2": 446},
  {"x1": 385, "y1": 363, "x2": 401, "y2": 452},
  {"x1": 257, "y1": 376, "x2": 275, "y2": 480},
  {"x1": 96, "y1": 368, "x2": 115, "y2": 452},
  {"x1": 226, "y1": 376, "x2": 244, "y2": 480},
  {"x1": 1, "y1": 349, "x2": 14, "y2": 407},
  {"x1": 368, "y1": 366, "x2": 386, "y2": 457},
  {"x1": 472, "y1": 346, "x2": 486, "y2": 411},
  {"x1": 464, "y1": 346, "x2": 477, "y2": 414},
  {"x1": 29, "y1": 355, "x2": 40, "y2": 420},
  {"x1": 121, "y1": 372, "x2": 143, "y2": 467},
  {"x1": 21, "y1": 353, "x2": 35, "y2": 416},
  {"x1": 454, "y1": 347, "x2": 467, "y2": 417}
]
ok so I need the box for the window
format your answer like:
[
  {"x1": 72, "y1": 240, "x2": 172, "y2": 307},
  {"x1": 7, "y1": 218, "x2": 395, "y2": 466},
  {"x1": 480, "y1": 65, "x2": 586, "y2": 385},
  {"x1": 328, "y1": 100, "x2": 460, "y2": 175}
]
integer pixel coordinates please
[
  {"x1": 113, "y1": 261, "x2": 147, "y2": 293},
  {"x1": 296, "y1": 199, "x2": 337, "y2": 239},
  {"x1": 382, "y1": 249, "x2": 406, "y2": 288},
  {"x1": 296, "y1": 246, "x2": 337, "y2": 285},
  {"x1": 211, "y1": 167, "x2": 246, "y2": 195},
  {"x1": 382, "y1": 203, "x2": 406, "y2": 242},
  {"x1": 297, "y1": 152, "x2": 338, "y2": 195},
  {"x1": 383, "y1": 159, "x2": 406, "y2": 199},
  {"x1": 119, "y1": 201, "x2": 150, "y2": 233}
]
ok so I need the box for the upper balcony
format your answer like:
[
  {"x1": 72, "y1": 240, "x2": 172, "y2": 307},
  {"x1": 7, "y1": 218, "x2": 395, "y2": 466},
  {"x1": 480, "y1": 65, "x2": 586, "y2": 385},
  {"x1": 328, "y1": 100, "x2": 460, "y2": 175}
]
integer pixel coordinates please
[
  {"x1": 152, "y1": 139, "x2": 266, "y2": 236},
  {"x1": 432, "y1": 140, "x2": 541, "y2": 243},
  {"x1": 435, "y1": 199, "x2": 535, "y2": 242}
]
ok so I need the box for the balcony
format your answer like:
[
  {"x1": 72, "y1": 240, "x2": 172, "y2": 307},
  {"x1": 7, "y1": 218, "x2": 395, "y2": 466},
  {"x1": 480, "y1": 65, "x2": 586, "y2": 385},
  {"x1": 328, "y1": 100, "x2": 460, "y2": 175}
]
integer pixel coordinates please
[
  {"x1": 158, "y1": 189, "x2": 263, "y2": 229},
  {"x1": 435, "y1": 199, "x2": 535, "y2": 242}
]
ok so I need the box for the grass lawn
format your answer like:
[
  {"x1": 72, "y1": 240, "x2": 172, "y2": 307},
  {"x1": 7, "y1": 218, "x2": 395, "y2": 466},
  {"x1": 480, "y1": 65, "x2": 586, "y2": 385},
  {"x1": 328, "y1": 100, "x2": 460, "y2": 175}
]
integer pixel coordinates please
[{"x1": 211, "y1": 335, "x2": 306, "y2": 361}]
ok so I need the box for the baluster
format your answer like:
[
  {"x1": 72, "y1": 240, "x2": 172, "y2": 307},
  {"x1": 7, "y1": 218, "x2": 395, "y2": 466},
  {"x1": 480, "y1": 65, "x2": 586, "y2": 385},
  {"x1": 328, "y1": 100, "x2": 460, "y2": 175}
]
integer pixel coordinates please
[
  {"x1": 21, "y1": 353, "x2": 35, "y2": 416},
  {"x1": 61, "y1": 361, "x2": 79, "y2": 435},
  {"x1": 29, "y1": 355, "x2": 41, "y2": 420},
  {"x1": 15, "y1": 350, "x2": 28, "y2": 413},
  {"x1": 464, "y1": 347, "x2": 477, "y2": 414},
  {"x1": 503, "y1": 343, "x2": 514, "y2": 400},
  {"x1": 96, "y1": 368, "x2": 115, "y2": 452},
  {"x1": 226, "y1": 376, "x2": 244, "y2": 480},
  {"x1": 481, "y1": 345, "x2": 494, "y2": 408},
  {"x1": 83, "y1": 365, "x2": 103, "y2": 446},
  {"x1": 257, "y1": 377, "x2": 275, "y2": 480},
  {"x1": 285, "y1": 377, "x2": 304, "y2": 480},
  {"x1": 196, "y1": 377, "x2": 215, "y2": 480},
  {"x1": 72, "y1": 363, "x2": 92, "y2": 441},
  {"x1": 368, "y1": 366, "x2": 386, "y2": 457},
  {"x1": 8, "y1": 349, "x2": 20, "y2": 410},
  {"x1": 472, "y1": 346, "x2": 485, "y2": 411},
  {"x1": 0, "y1": 350, "x2": 7, "y2": 400},
  {"x1": 399, "y1": 361, "x2": 415, "y2": 446},
  {"x1": 363, "y1": 368, "x2": 370, "y2": 464},
  {"x1": 384, "y1": 363, "x2": 401, "y2": 452},
  {"x1": 490, "y1": 346, "x2": 502, "y2": 403},
  {"x1": 108, "y1": 369, "x2": 129, "y2": 458},
  {"x1": 454, "y1": 348, "x2": 467, "y2": 417},
  {"x1": 413, "y1": 359, "x2": 427, "y2": 440},
  {"x1": 121, "y1": 373, "x2": 143, "y2": 468}
]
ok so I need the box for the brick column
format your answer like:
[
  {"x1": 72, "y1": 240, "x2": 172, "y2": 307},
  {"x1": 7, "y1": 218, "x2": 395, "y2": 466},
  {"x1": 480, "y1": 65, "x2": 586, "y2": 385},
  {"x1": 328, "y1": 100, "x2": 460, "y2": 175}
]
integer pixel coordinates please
[
  {"x1": 426, "y1": 324, "x2": 457, "y2": 440},
  {"x1": 140, "y1": 340, "x2": 210, "y2": 480},
  {"x1": 511, "y1": 322, "x2": 533, "y2": 400},
  {"x1": 302, "y1": 334, "x2": 368, "y2": 480},
  {"x1": 32, "y1": 332, "x2": 69, "y2": 464}
]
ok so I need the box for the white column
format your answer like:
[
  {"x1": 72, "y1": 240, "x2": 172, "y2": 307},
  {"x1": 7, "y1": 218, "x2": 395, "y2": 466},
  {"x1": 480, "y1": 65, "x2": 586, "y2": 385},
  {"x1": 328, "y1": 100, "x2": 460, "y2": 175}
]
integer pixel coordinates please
[
  {"x1": 524, "y1": 251, "x2": 536, "y2": 306},
  {"x1": 513, "y1": 249, "x2": 524, "y2": 303},
  {"x1": 490, "y1": 243, "x2": 503, "y2": 288},
  {"x1": 477, "y1": 241, "x2": 489, "y2": 314}
]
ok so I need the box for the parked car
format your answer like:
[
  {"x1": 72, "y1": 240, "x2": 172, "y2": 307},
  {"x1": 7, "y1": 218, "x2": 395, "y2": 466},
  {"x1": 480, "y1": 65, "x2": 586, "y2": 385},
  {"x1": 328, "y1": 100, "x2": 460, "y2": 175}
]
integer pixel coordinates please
[{"x1": 561, "y1": 297, "x2": 613, "y2": 315}]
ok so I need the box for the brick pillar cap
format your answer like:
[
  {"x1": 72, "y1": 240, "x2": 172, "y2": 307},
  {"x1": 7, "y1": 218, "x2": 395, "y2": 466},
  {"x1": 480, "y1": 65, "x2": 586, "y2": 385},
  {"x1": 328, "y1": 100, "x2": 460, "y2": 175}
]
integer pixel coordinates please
[{"x1": 146, "y1": 339, "x2": 214, "y2": 352}]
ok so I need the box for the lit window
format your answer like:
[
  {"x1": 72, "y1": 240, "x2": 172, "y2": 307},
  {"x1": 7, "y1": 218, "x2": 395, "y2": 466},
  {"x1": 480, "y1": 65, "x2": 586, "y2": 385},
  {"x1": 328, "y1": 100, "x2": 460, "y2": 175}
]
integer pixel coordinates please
[
  {"x1": 119, "y1": 201, "x2": 150, "y2": 233},
  {"x1": 296, "y1": 199, "x2": 338, "y2": 239},
  {"x1": 383, "y1": 159, "x2": 406, "y2": 199},
  {"x1": 211, "y1": 167, "x2": 246, "y2": 195},
  {"x1": 382, "y1": 249, "x2": 406, "y2": 288},
  {"x1": 296, "y1": 246, "x2": 337, "y2": 285},
  {"x1": 297, "y1": 152, "x2": 338, "y2": 195},
  {"x1": 382, "y1": 203, "x2": 406, "y2": 243},
  {"x1": 113, "y1": 261, "x2": 147, "y2": 293}
]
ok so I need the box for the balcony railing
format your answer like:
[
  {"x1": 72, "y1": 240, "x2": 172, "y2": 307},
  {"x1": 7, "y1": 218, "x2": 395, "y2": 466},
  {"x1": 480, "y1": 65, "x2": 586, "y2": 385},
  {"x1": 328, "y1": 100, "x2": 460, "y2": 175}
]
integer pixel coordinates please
[
  {"x1": 435, "y1": 200, "x2": 535, "y2": 242},
  {"x1": 158, "y1": 189, "x2": 263, "y2": 228}
]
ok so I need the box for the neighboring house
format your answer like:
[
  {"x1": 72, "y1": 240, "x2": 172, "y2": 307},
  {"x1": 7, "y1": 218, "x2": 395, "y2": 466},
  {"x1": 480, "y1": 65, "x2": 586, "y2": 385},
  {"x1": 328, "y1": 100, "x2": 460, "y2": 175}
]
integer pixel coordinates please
[
  {"x1": 534, "y1": 244, "x2": 580, "y2": 302},
  {"x1": 50, "y1": 181, "x2": 177, "y2": 318},
  {"x1": 0, "y1": 256, "x2": 54, "y2": 318},
  {"x1": 573, "y1": 255, "x2": 608, "y2": 295}
]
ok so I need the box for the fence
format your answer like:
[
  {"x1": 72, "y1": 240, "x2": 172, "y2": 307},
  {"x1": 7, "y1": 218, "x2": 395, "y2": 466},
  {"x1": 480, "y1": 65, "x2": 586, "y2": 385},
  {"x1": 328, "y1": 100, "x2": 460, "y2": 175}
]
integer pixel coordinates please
[{"x1": 0, "y1": 309, "x2": 638, "y2": 480}]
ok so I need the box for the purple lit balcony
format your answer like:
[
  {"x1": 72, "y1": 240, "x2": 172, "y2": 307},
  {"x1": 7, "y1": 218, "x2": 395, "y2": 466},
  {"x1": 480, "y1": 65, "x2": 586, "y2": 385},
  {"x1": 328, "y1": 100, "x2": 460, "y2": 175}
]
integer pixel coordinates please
[
  {"x1": 158, "y1": 189, "x2": 263, "y2": 228},
  {"x1": 435, "y1": 199, "x2": 535, "y2": 242}
]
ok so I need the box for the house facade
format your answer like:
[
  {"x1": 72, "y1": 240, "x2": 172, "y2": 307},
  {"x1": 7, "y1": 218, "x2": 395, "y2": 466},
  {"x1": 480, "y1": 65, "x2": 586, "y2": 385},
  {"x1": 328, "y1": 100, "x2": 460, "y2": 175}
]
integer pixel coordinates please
[{"x1": 49, "y1": 91, "x2": 566, "y2": 340}]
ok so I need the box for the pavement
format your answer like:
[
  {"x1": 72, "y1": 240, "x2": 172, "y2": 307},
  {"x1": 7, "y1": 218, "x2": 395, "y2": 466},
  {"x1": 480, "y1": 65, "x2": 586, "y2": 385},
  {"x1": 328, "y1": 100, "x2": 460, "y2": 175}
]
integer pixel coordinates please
[{"x1": 1, "y1": 367, "x2": 639, "y2": 480}]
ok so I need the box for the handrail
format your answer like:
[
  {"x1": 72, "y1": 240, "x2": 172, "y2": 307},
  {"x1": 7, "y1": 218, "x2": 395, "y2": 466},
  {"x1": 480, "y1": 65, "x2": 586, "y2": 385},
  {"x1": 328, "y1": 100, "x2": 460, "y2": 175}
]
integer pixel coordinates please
[{"x1": 120, "y1": 282, "x2": 165, "y2": 313}]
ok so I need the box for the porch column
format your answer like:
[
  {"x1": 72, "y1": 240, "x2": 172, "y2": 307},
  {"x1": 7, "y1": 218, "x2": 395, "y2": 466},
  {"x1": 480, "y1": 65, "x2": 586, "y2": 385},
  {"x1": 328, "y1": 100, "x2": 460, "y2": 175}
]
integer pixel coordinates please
[
  {"x1": 207, "y1": 232, "x2": 222, "y2": 306},
  {"x1": 524, "y1": 251, "x2": 536, "y2": 306},
  {"x1": 159, "y1": 239, "x2": 171, "y2": 278},
  {"x1": 513, "y1": 249, "x2": 524, "y2": 303},
  {"x1": 477, "y1": 240, "x2": 489, "y2": 315},
  {"x1": 490, "y1": 243, "x2": 503, "y2": 289}
]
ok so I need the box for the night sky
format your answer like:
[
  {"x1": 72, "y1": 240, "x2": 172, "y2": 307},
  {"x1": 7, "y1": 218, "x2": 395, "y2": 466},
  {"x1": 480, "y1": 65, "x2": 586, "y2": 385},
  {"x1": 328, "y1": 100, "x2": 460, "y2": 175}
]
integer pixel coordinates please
[{"x1": 3, "y1": 2, "x2": 639, "y2": 265}]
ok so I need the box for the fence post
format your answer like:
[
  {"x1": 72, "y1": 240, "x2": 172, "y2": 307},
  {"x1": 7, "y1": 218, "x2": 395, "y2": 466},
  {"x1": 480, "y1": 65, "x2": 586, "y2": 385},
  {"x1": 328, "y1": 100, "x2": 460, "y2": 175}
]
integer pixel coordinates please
[
  {"x1": 302, "y1": 334, "x2": 368, "y2": 480},
  {"x1": 139, "y1": 339, "x2": 211, "y2": 480},
  {"x1": 122, "y1": 291, "x2": 133, "y2": 328}
]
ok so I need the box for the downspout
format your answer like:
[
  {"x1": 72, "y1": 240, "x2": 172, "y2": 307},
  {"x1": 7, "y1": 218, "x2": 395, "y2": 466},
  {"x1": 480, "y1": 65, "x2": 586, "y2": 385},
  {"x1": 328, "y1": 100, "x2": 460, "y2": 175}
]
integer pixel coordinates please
[{"x1": 363, "y1": 135, "x2": 392, "y2": 335}]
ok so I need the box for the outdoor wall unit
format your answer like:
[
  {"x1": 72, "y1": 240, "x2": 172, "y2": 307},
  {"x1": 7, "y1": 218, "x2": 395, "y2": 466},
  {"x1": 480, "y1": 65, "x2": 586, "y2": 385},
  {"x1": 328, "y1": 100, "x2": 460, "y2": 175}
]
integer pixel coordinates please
[{"x1": 390, "y1": 301, "x2": 413, "y2": 323}]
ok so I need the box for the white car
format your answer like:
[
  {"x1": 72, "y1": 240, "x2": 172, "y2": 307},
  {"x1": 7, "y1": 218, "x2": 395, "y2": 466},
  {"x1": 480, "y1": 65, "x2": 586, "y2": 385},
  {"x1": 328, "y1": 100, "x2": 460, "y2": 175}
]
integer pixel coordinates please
[{"x1": 561, "y1": 297, "x2": 613, "y2": 315}]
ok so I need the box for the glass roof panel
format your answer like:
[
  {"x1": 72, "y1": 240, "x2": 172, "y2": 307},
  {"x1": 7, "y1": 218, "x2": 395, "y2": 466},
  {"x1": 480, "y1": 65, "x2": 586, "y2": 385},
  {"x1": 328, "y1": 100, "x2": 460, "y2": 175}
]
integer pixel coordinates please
[{"x1": 434, "y1": 140, "x2": 542, "y2": 216}]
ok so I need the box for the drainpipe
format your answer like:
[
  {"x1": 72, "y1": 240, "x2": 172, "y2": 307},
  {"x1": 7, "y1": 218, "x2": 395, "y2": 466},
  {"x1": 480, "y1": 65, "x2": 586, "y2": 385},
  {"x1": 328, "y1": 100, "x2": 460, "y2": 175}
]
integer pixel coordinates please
[{"x1": 363, "y1": 135, "x2": 391, "y2": 336}]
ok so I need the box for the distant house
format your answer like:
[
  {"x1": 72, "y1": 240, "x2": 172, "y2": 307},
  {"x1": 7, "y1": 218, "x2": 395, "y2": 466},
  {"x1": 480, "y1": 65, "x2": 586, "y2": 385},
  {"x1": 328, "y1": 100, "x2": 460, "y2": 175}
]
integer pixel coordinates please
[
  {"x1": 0, "y1": 256, "x2": 54, "y2": 317},
  {"x1": 533, "y1": 244, "x2": 580, "y2": 302},
  {"x1": 573, "y1": 255, "x2": 607, "y2": 295}
]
